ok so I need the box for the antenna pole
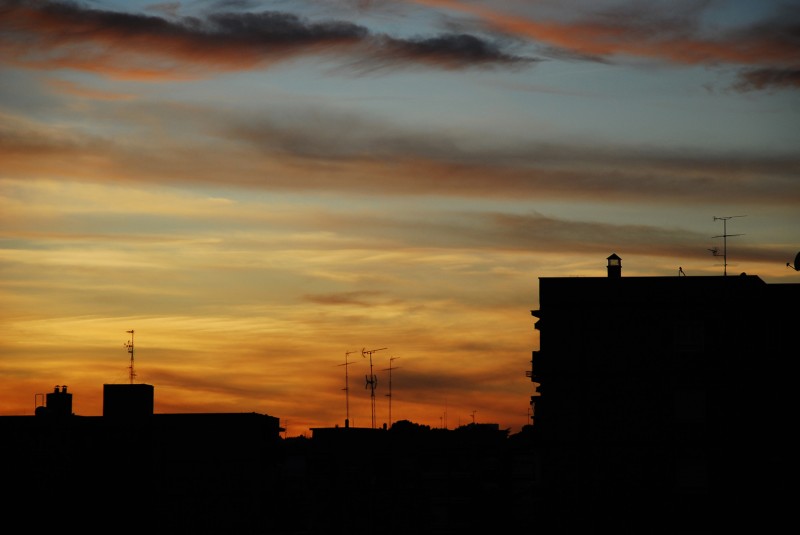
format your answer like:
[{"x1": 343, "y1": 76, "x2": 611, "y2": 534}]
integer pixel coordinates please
[
  {"x1": 362, "y1": 347, "x2": 387, "y2": 429},
  {"x1": 339, "y1": 350, "x2": 358, "y2": 427},
  {"x1": 383, "y1": 357, "x2": 400, "y2": 427},
  {"x1": 125, "y1": 330, "x2": 136, "y2": 384},
  {"x1": 712, "y1": 215, "x2": 745, "y2": 276}
]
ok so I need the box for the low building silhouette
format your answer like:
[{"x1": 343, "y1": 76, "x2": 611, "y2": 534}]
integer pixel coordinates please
[
  {"x1": 4, "y1": 383, "x2": 285, "y2": 533},
  {"x1": 2, "y1": 383, "x2": 534, "y2": 534},
  {"x1": 289, "y1": 421, "x2": 535, "y2": 534}
]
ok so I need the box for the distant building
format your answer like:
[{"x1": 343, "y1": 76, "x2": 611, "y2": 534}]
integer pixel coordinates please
[
  {"x1": 4, "y1": 380, "x2": 537, "y2": 534},
  {"x1": 2, "y1": 382, "x2": 284, "y2": 533},
  {"x1": 529, "y1": 254, "x2": 798, "y2": 534}
]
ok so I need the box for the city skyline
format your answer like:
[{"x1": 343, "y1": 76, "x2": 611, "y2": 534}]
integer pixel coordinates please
[{"x1": 1, "y1": 0, "x2": 798, "y2": 435}]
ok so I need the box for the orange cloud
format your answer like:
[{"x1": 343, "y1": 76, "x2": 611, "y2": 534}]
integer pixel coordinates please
[
  {"x1": 414, "y1": 0, "x2": 800, "y2": 90},
  {"x1": 0, "y1": 0, "x2": 532, "y2": 81}
]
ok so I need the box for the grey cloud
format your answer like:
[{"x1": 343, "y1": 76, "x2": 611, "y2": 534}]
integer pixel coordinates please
[
  {"x1": 365, "y1": 32, "x2": 536, "y2": 70},
  {"x1": 205, "y1": 11, "x2": 368, "y2": 44}
]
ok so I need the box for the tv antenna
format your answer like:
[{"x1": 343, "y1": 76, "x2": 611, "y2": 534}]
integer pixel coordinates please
[
  {"x1": 709, "y1": 215, "x2": 745, "y2": 276},
  {"x1": 362, "y1": 347, "x2": 387, "y2": 429},
  {"x1": 124, "y1": 330, "x2": 136, "y2": 384},
  {"x1": 382, "y1": 356, "x2": 400, "y2": 427},
  {"x1": 338, "y1": 350, "x2": 359, "y2": 427},
  {"x1": 787, "y1": 251, "x2": 800, "y2": 271}
]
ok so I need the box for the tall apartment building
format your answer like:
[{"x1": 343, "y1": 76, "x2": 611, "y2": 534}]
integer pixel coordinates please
[{"x1": 530, "y1": 254, "x2": 797, "y2": 534}]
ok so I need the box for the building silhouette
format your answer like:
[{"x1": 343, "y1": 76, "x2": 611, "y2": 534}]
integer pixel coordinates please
[
  {"x1": 529, "y1": 254, "x2": 798, "y2": 534},
  {"x1": 4, "y1": 382, "x2": 285, "y2": 533},
  {"x1": 3, "y1": 382, "x2": 534, "y2": 534},
  {"x1": 2, "y1": 252, "x2": 797, "y2": 533}
]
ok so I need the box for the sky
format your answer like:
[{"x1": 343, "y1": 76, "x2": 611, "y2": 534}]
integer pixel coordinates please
[{"x1": 1, "y1": 0, "x2": 798, "y2": 436}]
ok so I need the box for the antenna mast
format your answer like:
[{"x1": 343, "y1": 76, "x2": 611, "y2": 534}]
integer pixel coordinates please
[
  {"x1": 710, "y1": 215, "x2": 745, "y2": 276},
  {"x1": 383, "y1": 356, "x2": 400, "y2": 427},
  {"x1": 338, "y1": 350, "x2": 358, "y2": 428},
  {"x1": 124, "y1": 330, "x2": 136, "y2": 384},
  {"x1": 362, "y1": 347, "x2": 387, "y2": 429}
]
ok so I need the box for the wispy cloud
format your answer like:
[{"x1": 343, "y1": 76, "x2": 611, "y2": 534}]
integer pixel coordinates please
[{"x1": 3, "y1": 103, "x2": 797, "y2": 205}]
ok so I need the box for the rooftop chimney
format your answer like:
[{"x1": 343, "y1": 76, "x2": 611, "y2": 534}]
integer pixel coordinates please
[{"x1": 607, "y1": 253, "x2": 621, "y2": 278}]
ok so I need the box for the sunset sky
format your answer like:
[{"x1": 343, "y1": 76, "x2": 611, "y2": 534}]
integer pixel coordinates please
[{"x1": 1, "y1": 0, "x2": 798, "y2": 436}]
